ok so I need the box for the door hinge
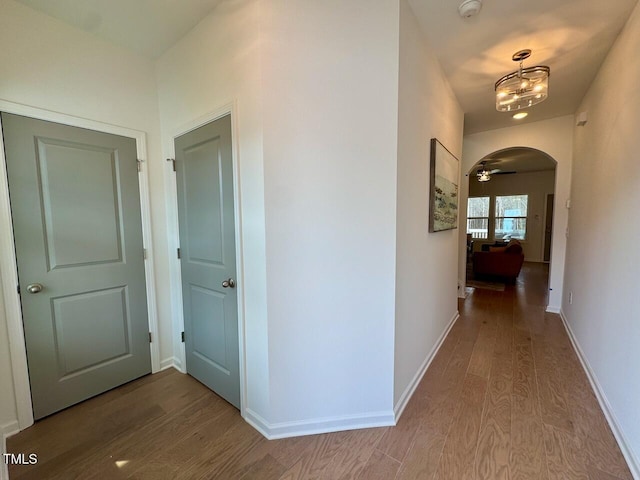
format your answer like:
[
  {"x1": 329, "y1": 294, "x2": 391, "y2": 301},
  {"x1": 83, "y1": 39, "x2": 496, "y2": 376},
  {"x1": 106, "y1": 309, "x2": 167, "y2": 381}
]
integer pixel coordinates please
[
  {"x1": 177, "y1": 247, "x2": 181, "y2": 259},
  {"x1": 137, "y1": 159, "x2": 143, "y2": 172},
  {"x1": 149, "y1": 332, "x2": 152, "y2": 343},
  {"x1": 181, "y1": 331, "x2": 185, "y2": 343},
  {"x1": 143, "y1": 248, "x2": 148, "y2": 260},
  {"x1": 167, "y1": 158, "x2": 176, "y2": 172}
]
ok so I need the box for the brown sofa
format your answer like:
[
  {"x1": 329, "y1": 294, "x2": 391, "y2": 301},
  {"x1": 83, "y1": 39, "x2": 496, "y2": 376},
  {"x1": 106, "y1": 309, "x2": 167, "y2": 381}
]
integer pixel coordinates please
[{"x1": 472, "y1": 239, "x2": 524, "y2": 283}]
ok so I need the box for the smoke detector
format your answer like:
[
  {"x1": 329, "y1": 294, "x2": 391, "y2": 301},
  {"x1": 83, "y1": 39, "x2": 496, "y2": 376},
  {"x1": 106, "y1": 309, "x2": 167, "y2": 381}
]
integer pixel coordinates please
[{"x1": 458, "y1": 0, "x2": 482, "y2": 18}]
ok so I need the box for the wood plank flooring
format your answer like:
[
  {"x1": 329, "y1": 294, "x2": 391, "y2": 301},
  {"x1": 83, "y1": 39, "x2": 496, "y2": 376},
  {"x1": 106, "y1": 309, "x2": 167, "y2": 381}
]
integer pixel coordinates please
[{"x1": 7, "y1": 263, "x2": 633, "y2": 479}]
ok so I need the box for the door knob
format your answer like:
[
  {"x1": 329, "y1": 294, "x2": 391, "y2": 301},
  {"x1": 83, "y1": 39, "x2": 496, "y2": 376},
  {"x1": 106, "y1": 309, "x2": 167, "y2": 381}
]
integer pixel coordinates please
[
  {"x1": 26, "y1": 283, "x2": 44, "y2": 294},
  {"x1": 222, "y1": 278, "x2": 235, "y2": 289}
]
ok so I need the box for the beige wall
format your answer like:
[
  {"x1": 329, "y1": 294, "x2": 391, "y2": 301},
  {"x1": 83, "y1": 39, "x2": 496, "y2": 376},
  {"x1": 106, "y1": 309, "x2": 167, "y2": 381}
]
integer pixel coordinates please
[
  {"x1": 394, "y1": 0, "x2": 464, "y2": 409},
  {"x1": 563, "y1": 2, "x2": 640, "y2": 474},
  {"x1": 469, "y1": 170, "x2": 556, "y2": 262}
]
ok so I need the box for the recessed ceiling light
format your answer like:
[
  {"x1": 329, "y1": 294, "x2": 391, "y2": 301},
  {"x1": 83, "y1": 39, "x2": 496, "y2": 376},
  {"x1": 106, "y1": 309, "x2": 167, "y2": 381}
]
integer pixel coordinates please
[{"x1": 513, "y1": 112, "x2": 528, "y2": 120}]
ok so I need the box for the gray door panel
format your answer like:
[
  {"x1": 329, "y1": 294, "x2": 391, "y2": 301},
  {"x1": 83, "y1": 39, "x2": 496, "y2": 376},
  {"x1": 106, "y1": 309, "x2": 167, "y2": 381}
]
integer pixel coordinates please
[
  {"x1": 1, "y1": 113, "x2": 151, "y2": 419},
  {"x1": 175, "y1": 115, "x2": 240, "y2": 408}
]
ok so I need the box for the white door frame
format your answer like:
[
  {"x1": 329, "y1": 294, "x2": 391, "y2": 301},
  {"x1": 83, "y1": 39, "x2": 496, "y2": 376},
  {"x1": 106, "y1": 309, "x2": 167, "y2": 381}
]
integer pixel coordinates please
[
  {"x1": 166, "y1": 102, "x2": 247, "y2": 415},
  {"x1": 0, "y1": 99, "x2": 161, "y2": 431}
]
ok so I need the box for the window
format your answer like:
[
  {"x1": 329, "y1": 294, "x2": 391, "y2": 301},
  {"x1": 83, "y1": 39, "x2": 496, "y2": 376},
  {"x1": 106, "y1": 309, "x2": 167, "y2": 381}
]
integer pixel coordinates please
[
  {"x1": 467, "y1": 196, "x2": 489, "y2": 239},
  {"x1": 495, "y1": 195, "x2": 528, "y2": 240}
]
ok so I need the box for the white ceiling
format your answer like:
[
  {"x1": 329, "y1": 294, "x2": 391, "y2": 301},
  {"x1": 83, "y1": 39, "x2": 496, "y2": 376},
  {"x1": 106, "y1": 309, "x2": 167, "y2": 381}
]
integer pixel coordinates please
[
  {"x1": 409, "y1": 0, "x2": 638, "y2": 133},
  {"x1": 14, "y1": 0, "x2": 223, "y2": 58},
  {"x1": 15, "y1": 0, "x2": 639, "y2": 133}
]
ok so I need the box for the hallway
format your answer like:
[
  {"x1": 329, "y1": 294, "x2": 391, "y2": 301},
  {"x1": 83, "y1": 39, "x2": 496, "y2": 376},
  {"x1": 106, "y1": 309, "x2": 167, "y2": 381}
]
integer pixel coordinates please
[{"x1": 7, "y1": 264, "x2": 632, "y2": 479}]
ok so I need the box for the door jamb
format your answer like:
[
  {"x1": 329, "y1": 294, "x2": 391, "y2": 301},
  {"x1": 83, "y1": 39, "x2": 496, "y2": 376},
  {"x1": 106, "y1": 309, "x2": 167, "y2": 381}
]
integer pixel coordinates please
[
  {"x1": 0, "y1": 100, "x2": 161, "y2": 431},
  {"x1": 167, "y1": 102, "x2": 247, "y2": 416},
  {"x1": 542, "y1": 193, "x2": 554, "y2": 263}
]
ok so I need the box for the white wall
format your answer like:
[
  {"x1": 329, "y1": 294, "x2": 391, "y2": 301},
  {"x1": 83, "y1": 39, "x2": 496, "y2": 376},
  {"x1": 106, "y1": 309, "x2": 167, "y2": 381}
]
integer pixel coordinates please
[
  {"x1": 261, "y1": 0, "x2": 399, "y2": 428},
  {"x1": 157, "y1": 0, "x2": 402, "y2": 434},
  {"x1": 155, "y1": 0, "x2": 271, "y2": 421},
  {"x1": 0, "y1": 0, "x2": 168, "y2": 430},
  {"x1": 563, "y1": 2, "x2": 640, "y2": 474},
  {"x1": 394, "y1": 0, "x2": 464, "y2": 410},
  {"x1": 469, "y1": 170, "x2": 556, "y2": 262},
  {"x1": 461, "y1": 115, "x2": 574, "y2": 311}
]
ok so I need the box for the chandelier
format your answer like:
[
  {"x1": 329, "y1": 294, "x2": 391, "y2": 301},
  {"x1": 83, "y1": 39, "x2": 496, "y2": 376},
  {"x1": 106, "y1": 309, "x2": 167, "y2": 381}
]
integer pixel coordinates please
[{"x1": 495, "y1": 49, "x2": 550, "y2": 112}]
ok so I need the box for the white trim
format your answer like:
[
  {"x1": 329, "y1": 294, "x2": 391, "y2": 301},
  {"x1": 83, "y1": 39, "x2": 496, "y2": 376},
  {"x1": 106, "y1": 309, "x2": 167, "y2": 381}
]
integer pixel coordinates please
[
  {"x1": 160, "y1": 357, "x2": 184, "y2": 372},
  {"x1": 0, "y1": 99, "x2": 161, "y2": 432},
  {"x1": 0, "y1": 117, "x2": 33, "y2": 430},
  {"x1": 393, "y1": 311, "x2": 460, "y2": 420},
  {"x1": 165, "y1": 102, "x2": 248, "y2": 416},
  {"x1": 545, "y1": 305, "x2": 561, "y2": 314},
  {"x1": 244, "y1": 408, "x2": 395, "y2": 440},
  {"x1": 559, "y1": 310, "x2": 640, "y2": 479},
  {"x1": 0, "y1": 422, "x2": 19, "y2": 439},
  {"x1": 136, "y1": 145, "x2": 161, "y2": 376},
  {"x1": 1, "y1": 421, "x2": 20, "y2": 480}
]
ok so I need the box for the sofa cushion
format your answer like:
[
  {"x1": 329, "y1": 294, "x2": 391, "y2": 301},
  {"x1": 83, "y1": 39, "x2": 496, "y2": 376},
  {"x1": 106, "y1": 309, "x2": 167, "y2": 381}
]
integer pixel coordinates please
[
  {"x1": 489, "y1": 246, "x2": 507, "y2": 253},
  {"x1": 505, "y1": 239, "x2": 523, "y2": 254}
]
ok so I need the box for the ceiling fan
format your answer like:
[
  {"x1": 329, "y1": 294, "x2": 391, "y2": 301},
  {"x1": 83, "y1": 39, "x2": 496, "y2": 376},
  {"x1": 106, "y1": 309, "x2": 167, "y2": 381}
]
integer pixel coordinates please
[{"x1": 476, "y1": 161, "x2": 516, "y2": 182}]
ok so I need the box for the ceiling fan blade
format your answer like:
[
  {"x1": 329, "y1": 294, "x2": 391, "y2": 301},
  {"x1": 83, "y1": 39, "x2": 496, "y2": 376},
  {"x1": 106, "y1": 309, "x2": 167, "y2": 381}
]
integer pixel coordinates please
[
  {"x1": 489, "y1": 169, "x2": 501, "y2": 174},
  {"x1": 493, "y1": 171, "x2": 517, "y2": 175}
]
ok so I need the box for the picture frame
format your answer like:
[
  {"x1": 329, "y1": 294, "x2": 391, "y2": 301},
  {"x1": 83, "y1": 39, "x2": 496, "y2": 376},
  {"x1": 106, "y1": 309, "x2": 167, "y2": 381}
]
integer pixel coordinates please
[{"x1": 429, "y1": 138, "x2": 459, "y2": 232}]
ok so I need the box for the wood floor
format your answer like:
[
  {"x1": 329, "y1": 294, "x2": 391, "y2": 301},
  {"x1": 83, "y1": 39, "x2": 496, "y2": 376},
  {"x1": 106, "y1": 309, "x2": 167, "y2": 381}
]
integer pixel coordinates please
[{"x1": 7, "y1": 263, "x2": 633, "y2": 479}]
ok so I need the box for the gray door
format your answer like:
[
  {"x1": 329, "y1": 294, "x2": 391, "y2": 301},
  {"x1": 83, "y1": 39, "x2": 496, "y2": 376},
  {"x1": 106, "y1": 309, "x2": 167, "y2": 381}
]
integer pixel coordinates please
[
  {"x1": 2, "y1": 113, "x2": 151, "y2": 419},
  {"x1": 175, "y1": 115, "x2": 240, "y2": 408}
]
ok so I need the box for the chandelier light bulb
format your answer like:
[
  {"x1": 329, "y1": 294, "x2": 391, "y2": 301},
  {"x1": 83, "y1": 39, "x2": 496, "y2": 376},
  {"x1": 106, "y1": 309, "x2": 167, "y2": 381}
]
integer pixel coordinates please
[{"x1": 495, "y1": 49, "x2": 550, "y2": 112}]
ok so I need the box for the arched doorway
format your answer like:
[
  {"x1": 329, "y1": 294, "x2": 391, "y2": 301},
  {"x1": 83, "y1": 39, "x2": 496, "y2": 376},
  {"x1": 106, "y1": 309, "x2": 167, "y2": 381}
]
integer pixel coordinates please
[{"x1": 462, "y1": 147, "x2": 558, "y2": 302}]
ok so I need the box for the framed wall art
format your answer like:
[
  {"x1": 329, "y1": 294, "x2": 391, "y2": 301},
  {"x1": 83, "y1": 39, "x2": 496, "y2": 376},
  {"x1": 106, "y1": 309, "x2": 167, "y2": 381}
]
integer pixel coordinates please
[{"x1": 429, "y1": 138, "x2": 459, "y2": 232}]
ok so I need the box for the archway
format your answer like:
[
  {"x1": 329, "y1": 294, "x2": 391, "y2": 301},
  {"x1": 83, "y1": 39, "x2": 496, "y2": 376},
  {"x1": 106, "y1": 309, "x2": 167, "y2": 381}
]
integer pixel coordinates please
[
  {"x1": 463, "y1": 147, "x2": 557, "y2": 297},
  {"x1": 458, "y1": 116, "x2": 573, "y2": 312}
]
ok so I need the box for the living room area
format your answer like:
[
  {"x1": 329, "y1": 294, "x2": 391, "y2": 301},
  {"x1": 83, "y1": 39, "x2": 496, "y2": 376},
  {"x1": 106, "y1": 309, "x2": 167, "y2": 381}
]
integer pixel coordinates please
[{"x1": 465, "y1": 147, "x2": 556, "y2": 293}]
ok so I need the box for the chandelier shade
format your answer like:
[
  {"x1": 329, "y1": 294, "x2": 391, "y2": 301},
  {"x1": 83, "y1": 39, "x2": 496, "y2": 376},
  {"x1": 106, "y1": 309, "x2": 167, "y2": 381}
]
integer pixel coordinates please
[{"x1": 495, "y1": 49, "x2": 550, "y2": 112}]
